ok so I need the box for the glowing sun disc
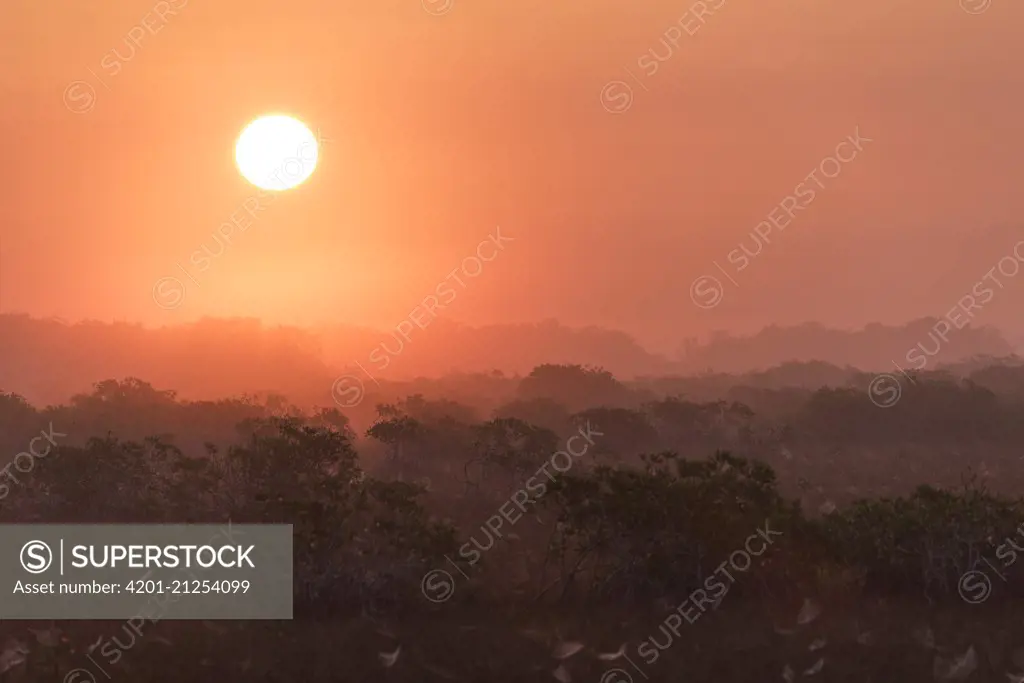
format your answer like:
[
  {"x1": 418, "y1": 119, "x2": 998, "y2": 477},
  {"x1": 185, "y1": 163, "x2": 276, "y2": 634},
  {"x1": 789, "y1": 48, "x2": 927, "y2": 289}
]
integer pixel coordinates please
[{"x1": 235, "y1": 115, "x2": 318, "y2": 191}]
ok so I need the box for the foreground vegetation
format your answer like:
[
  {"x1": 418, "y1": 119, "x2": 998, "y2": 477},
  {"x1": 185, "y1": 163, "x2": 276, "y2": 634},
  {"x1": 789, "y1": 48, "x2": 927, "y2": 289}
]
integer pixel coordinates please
[{"x1": 3, "y1": 366, "x2": 1024, "y2": 681}]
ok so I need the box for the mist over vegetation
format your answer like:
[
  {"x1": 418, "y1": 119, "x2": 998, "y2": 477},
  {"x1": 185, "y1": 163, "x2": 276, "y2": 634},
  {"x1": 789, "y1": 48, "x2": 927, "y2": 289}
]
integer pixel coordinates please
[
  {"x1": 1, "y1": 313, "x2": 1016, "y2": 408},
  {"x1": 3, "y1": 319, "x2": 1024, "y2": 681}
]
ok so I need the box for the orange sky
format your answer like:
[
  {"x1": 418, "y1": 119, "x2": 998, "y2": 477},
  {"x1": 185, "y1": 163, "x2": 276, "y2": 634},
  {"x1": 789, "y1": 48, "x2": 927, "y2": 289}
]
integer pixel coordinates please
[{"x1": 2, "y1": 0, "x2": 1023, "y2": 351}]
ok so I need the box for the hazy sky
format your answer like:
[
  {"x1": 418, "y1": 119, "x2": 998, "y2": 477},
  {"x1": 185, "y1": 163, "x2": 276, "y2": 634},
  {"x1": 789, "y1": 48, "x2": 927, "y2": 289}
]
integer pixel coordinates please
[{"x1": 2, "y1": 0, "x2": 1022, "y2": 351}]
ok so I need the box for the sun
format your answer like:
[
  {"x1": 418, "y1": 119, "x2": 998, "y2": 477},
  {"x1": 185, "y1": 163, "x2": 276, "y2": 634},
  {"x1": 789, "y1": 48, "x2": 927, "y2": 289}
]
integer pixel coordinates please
[{"x1": 235, "y1": 115, "x2": 319, "y2": 191}]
